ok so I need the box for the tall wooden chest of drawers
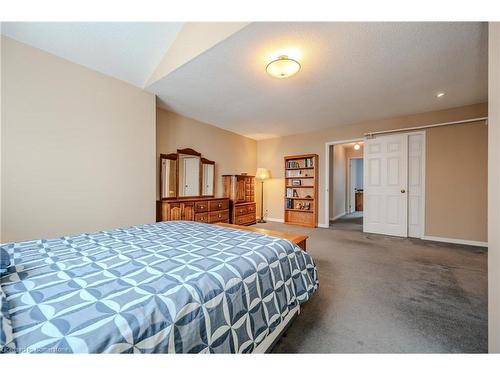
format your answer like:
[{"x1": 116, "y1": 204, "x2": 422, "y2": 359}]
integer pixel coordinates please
[{"x1": 222, "y1": 174, "x2": 256, "y2": 226}]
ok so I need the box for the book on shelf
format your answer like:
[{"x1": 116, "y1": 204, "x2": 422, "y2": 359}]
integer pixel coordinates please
[
  {"x1": 304, "y1": 157, "x2": 314, "y2": 167},
  {"x1": 286, "y1": 169, "x2": 302, "y2": 177},
  {"x1": 285, "y1": 158, "x2": 315, "y2": 170}
]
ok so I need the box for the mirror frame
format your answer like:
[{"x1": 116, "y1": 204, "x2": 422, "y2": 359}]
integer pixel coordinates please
[
  {"x1": 159, "y1": 148, "x2": 216, "y2": 200},
  {"x1": 159, "y1": 153, "x2": 178, "y2": 200}
]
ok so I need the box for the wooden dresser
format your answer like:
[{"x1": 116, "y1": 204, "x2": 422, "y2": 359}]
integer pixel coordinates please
[
  {"x1": 156, "y1": 197, "x2": 230, "y2": 224},
  {"x1": 222, "y1": 174, "x2": 256, "y2": 226}
]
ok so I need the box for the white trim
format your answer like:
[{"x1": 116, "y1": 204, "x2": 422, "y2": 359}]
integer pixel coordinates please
[
  {"x1": 330, "y1": 211, "x2": 346, "y2": 221},
  {"x1": 266, "y1": 217, "x2": 284, "y2": 223},
  {"x1": 324, "y1": 137, "x2": 365, "y2": 227},
  {"x1": 422, "y1": 235, "x2": 488, "y2": 248},
  {"x1": 318, "y1": 223, "x2": 329, "y2": 228}
]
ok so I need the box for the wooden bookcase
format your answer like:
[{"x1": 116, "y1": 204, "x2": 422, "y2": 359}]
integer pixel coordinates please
[{"x1": 284, "y1": 154, "x2": 318, "y2": 227}]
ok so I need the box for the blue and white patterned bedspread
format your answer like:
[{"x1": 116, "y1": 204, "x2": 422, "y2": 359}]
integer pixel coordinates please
[{"x1": 0, "y1": 221, "x2": 318, "y2": 353}]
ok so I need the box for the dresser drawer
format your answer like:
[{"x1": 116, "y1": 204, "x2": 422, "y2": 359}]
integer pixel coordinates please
[
  {"x1": 235, "y1": 213, "x2": 256, "y2": 225},
  {"x1": 194, "y1": 212, "x2": 209, "y2": 223},
  {"x1": 194, "y1": 201, "x2": 209, "y2": 213},
  {"x1": 246, "y1": 204, "x2": 256, "y2": 214},
  {"x1": 209, "y1": 199, "x2": 228, "y2": 211},
  {"x1": 235, "y1": 206, "x2": 248, "y2": 216},
  {"x1": 209, "y1": 210, "x2": 229, "y2": 223}
]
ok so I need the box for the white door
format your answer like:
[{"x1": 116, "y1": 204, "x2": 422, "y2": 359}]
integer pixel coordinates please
[
  {"x1": 364, "y1": 134, "x2": 408, "y2": 237},
  {"x1": 408, "y1": 134, "x2": 425, "y2": 238}
]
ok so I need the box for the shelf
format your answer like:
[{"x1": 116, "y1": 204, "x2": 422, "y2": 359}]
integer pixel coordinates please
[{"x1": 284, "y1": 153, "x2": 318, "y2": 228}]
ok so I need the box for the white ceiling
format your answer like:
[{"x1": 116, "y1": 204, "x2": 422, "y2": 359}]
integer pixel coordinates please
[
  {"x1": 2, "y1": 22, "x2": 488, "y2": 140},
  {"x1": 149, "y1": 22, "x2": 488, "y2": 139},
  {"x1": 1, "y1": 22, "x2": 183, "y2": 87}
]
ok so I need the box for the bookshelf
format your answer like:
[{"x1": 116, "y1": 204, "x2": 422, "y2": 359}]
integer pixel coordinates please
[{"x1": 284, "y1": 154, "x2": 318, "y2": 227}]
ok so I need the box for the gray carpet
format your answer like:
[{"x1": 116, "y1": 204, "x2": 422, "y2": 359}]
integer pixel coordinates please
[{"x1": 255, "y1": 215, "x2": 488, "y2": 353}]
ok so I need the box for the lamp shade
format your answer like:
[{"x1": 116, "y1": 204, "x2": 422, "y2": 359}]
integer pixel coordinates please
[
  {"x1": 255, "y1": 168, "x2": 271, "y2": 180},
  {"x1": 266, "y1": 55, "x2": 301, "y2": 79}
]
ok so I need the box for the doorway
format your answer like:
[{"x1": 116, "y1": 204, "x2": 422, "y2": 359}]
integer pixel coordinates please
[{"x1": 328, "y1": 141, "x2": 364, "y2": 228}]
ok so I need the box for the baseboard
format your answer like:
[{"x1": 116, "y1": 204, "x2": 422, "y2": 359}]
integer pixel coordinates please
[
  {"x1": 421, "y1": 235, "x2": 488, "y2": 248},
  {"x1": 330, "y1": 212, "x2": 346, "y2": 221},
  {"x1": 318, "y1": 223, "x2": 329, "y2": 228},
  {"x1": 265, "y1": 217, "x2": 285, "y2": 223}
]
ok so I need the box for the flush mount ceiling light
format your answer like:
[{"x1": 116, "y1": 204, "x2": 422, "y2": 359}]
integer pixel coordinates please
[
  {"x1": 436, "y1": 92, "x2": 446, "y2": 98},
  {"x1": 354, "y1": 143, "x2": 361, "y2": 150},
  {"x1": 266, "y1": 55, "x2": 301, "y2": 78}
]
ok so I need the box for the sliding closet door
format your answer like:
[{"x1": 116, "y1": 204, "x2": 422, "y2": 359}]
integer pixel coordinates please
[
  {"x1": 364, "y1": 134, "x2": 408, "y2": 237},
  {"x1": 408, "y1": 133, "x2": 425, "y2": 238}
]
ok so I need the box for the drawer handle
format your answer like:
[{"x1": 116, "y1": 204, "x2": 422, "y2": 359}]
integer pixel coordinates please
[
  {"x1": 199, "y1": 205, "x2": 205, "y2": 209},
  {"x1": 218, "y1": 203, "x2": 222, "y2": 208},
  {"x1": 218, "y1": 214, "x2": 222, "y2": 218}
]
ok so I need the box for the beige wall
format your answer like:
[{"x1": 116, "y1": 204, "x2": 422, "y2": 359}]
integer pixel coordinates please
[
  {"x1": 489, "y1": 22, "x2": 500, "y2": 353},
  {"x1": 156, "y1": 108, "x2": 257, "y2": 199},
  {"x1": 1, "y1": 36, "x2": 156, "y2": 242},
  {"x1": 257, "y1": 103, "x2": 488, "y2": 241},
  {"x1": 425, "y1": 122, "x2": 487, "y2": 241},
  {"x1": 0, "y1": 35, "x2": 3, "y2": 242}
]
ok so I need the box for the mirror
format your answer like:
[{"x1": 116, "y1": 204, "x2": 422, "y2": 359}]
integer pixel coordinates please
[
  {"x1": 160, "y1": 155, "x2": 177, "y2": 199},
  {"x1": 178, "y1": 153, "x2": 201, "y2": 197},
  {"x1": 202, "y1": 159, "x2": 215, "y2": 196},
  {"x1": 159, "y1": 148, "x2": 216, "y2": 200}
]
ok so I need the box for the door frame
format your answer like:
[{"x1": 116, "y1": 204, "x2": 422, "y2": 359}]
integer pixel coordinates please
[
  {"x1": 348, "y1": 156, "x2": 363, "y2": 214},
  {"x1": 324, "y1": 138, "x2": 364, "y2": 227}
]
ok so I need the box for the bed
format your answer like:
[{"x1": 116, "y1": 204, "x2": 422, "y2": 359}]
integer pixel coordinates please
[{"x1": 0, "y1": 221, "x2": 318, "y2": 353}]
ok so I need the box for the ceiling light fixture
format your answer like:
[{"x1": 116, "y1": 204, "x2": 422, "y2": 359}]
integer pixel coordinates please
[
  {"x1": 354, "y1": 144, "x2": 361, "y2": 151},
  {"x1": 266, "y1": 55, "x2": 301, "y2": 79},
  {"x1": 436, "y1": 92, "x2": 446, "y2": 98}
]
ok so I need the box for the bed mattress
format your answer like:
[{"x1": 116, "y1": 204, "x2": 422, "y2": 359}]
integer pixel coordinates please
[{"x1": 0, "y1": 221, "x2": 318, "y2": 353}]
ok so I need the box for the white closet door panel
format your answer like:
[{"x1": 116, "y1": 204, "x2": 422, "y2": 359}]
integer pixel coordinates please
[
  {"x1": 408, "y1": 134, "x2": 425, "y2": 238},
  {"x1": 364, "y1": 134, "x2": 408, "y2": 237}
]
